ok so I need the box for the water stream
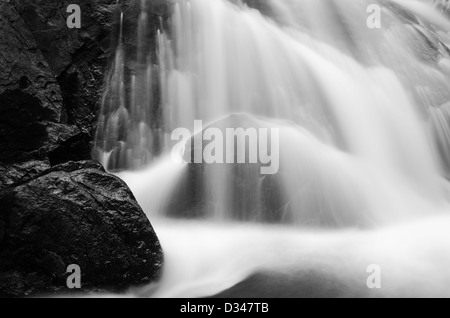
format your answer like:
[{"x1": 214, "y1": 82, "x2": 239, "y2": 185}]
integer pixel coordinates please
[{"x1": 95, "y1": 0, "x2": 450, "y2": 297}]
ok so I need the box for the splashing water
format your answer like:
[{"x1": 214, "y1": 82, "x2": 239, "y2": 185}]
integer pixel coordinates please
[{"x1": 96, "y1": 0, "x2": 450, "y2": 297}]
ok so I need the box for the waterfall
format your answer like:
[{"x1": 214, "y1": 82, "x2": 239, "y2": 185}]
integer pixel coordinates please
[{"x1": 95, "y1": 0, "x2": 450, "y2": 297}]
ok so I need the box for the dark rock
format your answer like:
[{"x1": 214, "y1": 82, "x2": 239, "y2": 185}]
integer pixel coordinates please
[
  {"x1": 242, "y1": 0, "x2": 273, "y2": 16},
  {"x1": 214, "y1": 270, "x2": 372, "y2": 298},
  {"x1": 48, "y1": 133, "x2": 93, "y2": 166},
  {"x1": 0, "y1": 0, "x2": 62, "y2": 122},
  {"x1": 0, "y1": 161, "x2": 163, "y2": 297},
  {"x1": 10, "y1": 0, "x2": 120, "y2": 156},
  {"x1": 0, "y1": 160, "x2": 51, "y2": 191},
  {"x1": 0, "y1": 90, "x2": 81, "y2": 187},
  {"x1": 0, "y1": 89, "x2": 78, "y2": 163},
  {"x1": 0, "y1": 220, "x2": 4, "y2": 243},
  {"x1": 0, "y1": 0, "x2": 127, "y2": 185},
  {"x1": 0, "y1": 0, "x2": 79, "y2": 184}
]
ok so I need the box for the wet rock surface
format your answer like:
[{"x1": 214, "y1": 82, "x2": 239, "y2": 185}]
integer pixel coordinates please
[
  {"x1": 0, "y1": 0, "x2": 121, "y2": 181},
  {"x1": 0, "y1": 0, "x2": 164, "y2": 297},
  {"x1": 0, "y1": 161, "x2": 163, "y2": 297}
]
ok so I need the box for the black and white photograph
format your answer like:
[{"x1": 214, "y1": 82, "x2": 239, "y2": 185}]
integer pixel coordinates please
[{"x1": 1, "y1": 0, "x2": 450, "y2": 302}]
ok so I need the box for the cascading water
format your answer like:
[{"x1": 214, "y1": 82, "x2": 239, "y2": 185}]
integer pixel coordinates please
[{"x1": 95, "y1": 0, "x2": 450, "y2": 297}]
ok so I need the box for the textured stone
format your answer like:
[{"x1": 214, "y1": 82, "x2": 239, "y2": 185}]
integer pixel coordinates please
[
  {"x1": 10, "y1": 0, "x2": 119, "y2": 151},
  {"x1": 0, "y1": 161, "x2": 163, "y2": 297}
]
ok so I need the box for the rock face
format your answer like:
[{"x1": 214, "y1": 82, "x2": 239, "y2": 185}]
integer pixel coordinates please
[
  {"x1": 0, "y1": 0, "x2": 120, "y2": 183},
  {"x1": 10, "y1": 0, "x2": 119, "y2": 143},
  {"x1": 0, "y1": 161, "x2": 163, "y2": 297},
  {"x1": 0, "y1": 0, "x2": 69, "y2": 183},
  {"x1": 0, "y1": 0, "x2": 164, "y2": 296}
]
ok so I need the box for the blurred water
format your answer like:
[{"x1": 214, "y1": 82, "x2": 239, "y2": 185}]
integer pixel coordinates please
[{"x1": 97, "y1": 0, "x2": 450, "y2": 297}]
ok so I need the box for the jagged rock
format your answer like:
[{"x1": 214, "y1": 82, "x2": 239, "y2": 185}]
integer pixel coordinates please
[
  {"x1": 0, "y1": 160, "x2": 51, "y2": 192},
  {"x1": 0, "y1": 0, "x2": 127, "y2": 186},
  {"x1": 10, "y1": 0, "x2": 120, "y2": 155},
  {"x1": 0, "y1": 1, "x2": 78, "y2": 182},
  {"x1": 0, "y1": 0, "x2": 62, "y2": 122},
  {"x1": 9, "y1": 0, "x2": 165, "y2": 149},
  {"x1": 0, "y1": 161, "x2": 163, "y2": 297}
]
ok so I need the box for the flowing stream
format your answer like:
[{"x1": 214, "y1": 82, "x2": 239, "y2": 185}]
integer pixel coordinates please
[{"x1": 95, "y1": 0, "x2": 450, "y2": 297}]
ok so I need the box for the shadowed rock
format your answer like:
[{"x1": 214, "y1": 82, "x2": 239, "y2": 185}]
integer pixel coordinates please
[{"x1": 0, "y1": 161, "x2": 163, "y2": 297}]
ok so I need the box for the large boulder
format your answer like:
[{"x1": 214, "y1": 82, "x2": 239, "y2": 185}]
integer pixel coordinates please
[
  {"x1": 0, "y1": 161, "x2": 163, "y2": 297},
  {"x1": 165, "y1": 113, "x2": 372, "y2": 228},
  {"x1": 0, "y1": 160, "x2": 51, "y2": 192}
]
